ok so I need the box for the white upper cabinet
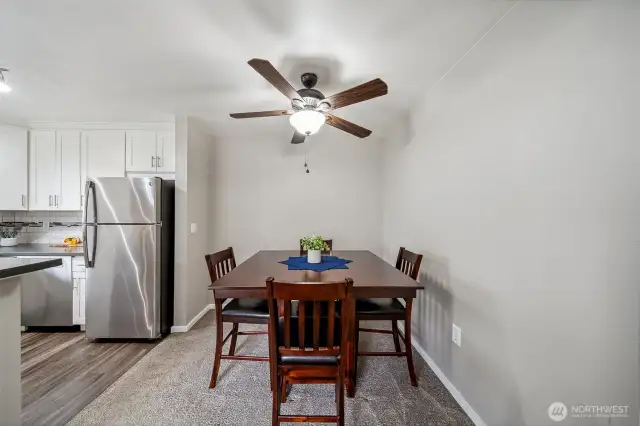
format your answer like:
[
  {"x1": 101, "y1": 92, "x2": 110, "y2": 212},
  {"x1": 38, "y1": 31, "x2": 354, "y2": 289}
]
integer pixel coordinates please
[
  {"x1": 57, "y1": 131, "x2": 82, "y2": 210},
  {"x1": 3, "y1": 124, "x2": 169, "y2": 212},
  {"x1": 126, "y1": 130, "x2": 158, "y2": 172},
  {"x1": 29, "y1": 130, "x2": 82, "y2": 210},
  {"x1": 29, "y1": 130, "x2": 58, "y2": 210},
  {"x1": 156, "y1": 130, "x2": 175, "y2": 173},
  {"x1": 125, "y1": 130, "x2": 175, "y2": 173},
  {"x1": 0, "y1": 125, "x2": 28, "y2": 210},
  {"x1": 81, "y1": 130, "x2": 126, "y2": 182}
]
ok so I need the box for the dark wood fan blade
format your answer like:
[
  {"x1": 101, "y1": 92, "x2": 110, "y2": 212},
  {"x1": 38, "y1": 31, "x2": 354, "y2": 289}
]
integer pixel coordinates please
[
  {"x1": 248, "y1": 58, "x2": 302, "y2": 101},
  {"x1": 324, "y1": 78, "x2": 388, "y2": 110},
  {"x1": 325, "y1": 114, "x2": 372, "y2": 138},
  {"x1": 230, "y1": 110, "x2": 293, "y2": 119},
  {"x1": 291, "y1": 131, "x2": 306, "y2": 144}
]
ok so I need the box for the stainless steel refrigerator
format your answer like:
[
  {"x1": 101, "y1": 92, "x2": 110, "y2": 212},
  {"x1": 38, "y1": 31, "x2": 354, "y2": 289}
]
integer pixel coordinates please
[{"x1": 83, "y1": 177, "x2": 174, "y2": 339}]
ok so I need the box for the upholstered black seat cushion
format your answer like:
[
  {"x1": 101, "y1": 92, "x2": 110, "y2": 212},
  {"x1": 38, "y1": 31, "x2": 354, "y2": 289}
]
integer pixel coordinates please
[
  {"x1": 280, "y1": 354, "x2": 339, "y2": 365},
  {"x1": 356, "y1": 298, "x2": 405, "y2": 316},
  {"x1": 221, "y1": 298, "x2": 269, "y2": 319},
  {"x1": 277, "y1": 301, "x2": 341, "y2": 366}
]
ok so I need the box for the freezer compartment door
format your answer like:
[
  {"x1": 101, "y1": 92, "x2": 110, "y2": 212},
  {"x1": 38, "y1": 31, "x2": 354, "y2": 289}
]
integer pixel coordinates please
[
  {"x1": 85, "y1": 177, "x2": 161, "y2": 224},
  {"x1": 20, "y1": 257, "x2": 73, "y2": 326},
  {"x1": 85, "y1": 224, "x2": 161, "y2": 339}
]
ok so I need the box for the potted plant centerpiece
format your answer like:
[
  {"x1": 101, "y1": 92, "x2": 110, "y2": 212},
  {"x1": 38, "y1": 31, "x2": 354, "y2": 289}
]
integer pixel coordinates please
[
  {"x1": 301, "y1": 235, "x2": 329, "y2": 264},
  {"x1": 0, "y1": 226, "x2": 19, "y2": 247}
]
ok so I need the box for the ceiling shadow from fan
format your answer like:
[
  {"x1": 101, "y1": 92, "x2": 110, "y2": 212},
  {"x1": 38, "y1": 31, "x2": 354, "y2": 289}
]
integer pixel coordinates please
[{"x1": 278, "y1": 55, "x2": 343, "y2": 92}]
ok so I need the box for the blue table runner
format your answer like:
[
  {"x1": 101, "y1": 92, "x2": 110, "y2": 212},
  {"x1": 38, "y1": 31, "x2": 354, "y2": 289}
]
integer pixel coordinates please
[{"x1": 279, "y1": 256, "x2": 352, "y2": 272}]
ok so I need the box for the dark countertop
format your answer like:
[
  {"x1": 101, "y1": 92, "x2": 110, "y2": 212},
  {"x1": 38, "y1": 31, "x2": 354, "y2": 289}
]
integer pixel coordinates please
[
  {"x1": 0, "y1": 257, "x2": 64, "y2": 280},
  {"x1": 0, "y1": 244, "x2": 84, "y2": 257}
]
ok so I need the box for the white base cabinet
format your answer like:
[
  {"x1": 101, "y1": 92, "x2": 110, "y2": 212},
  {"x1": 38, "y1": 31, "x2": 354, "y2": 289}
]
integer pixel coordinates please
[
  {"x1": 72, "y1": 257, "x2": 86, "y2": 325},
  {"x1": 72, "y1": 277, "x2": 86, "y2": 326}
]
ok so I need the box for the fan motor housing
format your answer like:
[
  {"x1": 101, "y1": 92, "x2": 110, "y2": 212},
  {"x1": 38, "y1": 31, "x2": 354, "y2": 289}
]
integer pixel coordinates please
[
  {"x1": 297, "y1": 88, "x2": 324, "y2": 100},
  {"x1": 301, "y1": 72, "x2": 318, "y2": 89}
]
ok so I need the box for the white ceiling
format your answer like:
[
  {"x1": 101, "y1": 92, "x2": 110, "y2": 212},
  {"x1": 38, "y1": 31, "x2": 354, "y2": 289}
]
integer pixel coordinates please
[{"x1": 0, "y1": 0, "x2": 514, "y2": 137}]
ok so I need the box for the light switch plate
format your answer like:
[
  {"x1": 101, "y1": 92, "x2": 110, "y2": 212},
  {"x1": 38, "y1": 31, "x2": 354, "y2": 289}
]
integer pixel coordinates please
[
  {"x1": 190, "y1": 223, "x2": 197, "y2": 234},
  {"x1": 452, "y1": 324, "x2": 462, "y2": 347}
]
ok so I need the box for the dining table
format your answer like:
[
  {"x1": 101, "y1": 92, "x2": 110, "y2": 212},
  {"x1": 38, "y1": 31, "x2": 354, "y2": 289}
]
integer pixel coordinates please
[{"x1": 209, "y1": 249, "x2": 424, "y2": 397}]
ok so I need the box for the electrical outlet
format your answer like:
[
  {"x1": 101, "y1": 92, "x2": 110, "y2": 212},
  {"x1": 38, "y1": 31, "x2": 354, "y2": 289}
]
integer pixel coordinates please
[{"x1": 452, "y1": 324, "x2": 462, "y2": 347}]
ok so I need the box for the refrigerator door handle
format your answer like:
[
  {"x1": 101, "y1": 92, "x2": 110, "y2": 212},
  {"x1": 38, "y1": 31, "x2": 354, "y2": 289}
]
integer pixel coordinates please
[
  {"x1": 84, "y1": 180, "x2": 97, "y2": 224},
  {"x1": 83, "y1": 180, "x2": 98, "y2": 268},
  {"x1": 83, "y1": 224, "x2": 89, "y2": 266},
  {"x1": 83, "y1": 181, "x2": 90, "y2": 224},
  {"x1": 83, "y1": 224, "x2": 97, "y2": 268}
]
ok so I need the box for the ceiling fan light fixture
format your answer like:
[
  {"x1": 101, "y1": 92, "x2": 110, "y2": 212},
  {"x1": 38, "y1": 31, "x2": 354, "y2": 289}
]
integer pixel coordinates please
[
  {"x1": 0, "y1": 68, "x2": 11, "y2": 93},
  {"x1": 289, "y1": 109, "x2": 325, "y2": 136}
]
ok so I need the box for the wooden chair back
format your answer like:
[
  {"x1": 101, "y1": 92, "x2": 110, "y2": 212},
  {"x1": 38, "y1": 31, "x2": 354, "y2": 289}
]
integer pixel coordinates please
[
  {"x1": 395, "y1": 247, "x2": 423, "y2": 281},
  {"x1": 205, "y1": 247, "x2": 237, "y2": 284},
  {"x1": 266, "y1": 278, "x2": 352, "y2": 359},
  {"x1": 299, "y1": 238, "x2": 333, "y2": 255}
]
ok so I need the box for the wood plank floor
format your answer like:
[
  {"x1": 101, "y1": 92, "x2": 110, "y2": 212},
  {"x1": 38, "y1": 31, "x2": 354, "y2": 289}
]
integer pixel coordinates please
[{"x1": 21, "y1": 331, "x2": 159, "y2": 426}]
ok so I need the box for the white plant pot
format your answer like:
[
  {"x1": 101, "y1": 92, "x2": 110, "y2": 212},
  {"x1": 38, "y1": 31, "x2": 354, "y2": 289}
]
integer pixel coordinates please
[
  {"x1": 0, "y1": 237, "x2": 18, "y2": 247},
  {"x1": 307, "y1": 250, "x2": 321, "y2": 264}
]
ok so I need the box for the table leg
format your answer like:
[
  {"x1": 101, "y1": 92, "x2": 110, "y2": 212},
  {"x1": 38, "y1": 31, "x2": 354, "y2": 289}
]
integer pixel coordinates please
[{"x1": 345, "y1": 294, "x2": 357, "y2": 398}]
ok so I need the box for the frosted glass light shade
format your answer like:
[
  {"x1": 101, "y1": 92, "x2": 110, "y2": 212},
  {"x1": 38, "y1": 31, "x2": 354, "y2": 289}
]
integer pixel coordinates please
[
  {"x1": 0, "y1": 80, "x2": 11, "y2": 93},
  {"x1": 289, "y1": 110, "x2": 325, "y2": 135}
]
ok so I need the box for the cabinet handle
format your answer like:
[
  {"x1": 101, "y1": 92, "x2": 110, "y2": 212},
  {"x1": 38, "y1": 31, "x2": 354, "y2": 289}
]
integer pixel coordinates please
[
  {"x1": 151, "y1": 156, "x2": 155, "y2": 168},
  {"x1": 22, "y1": 194, "x2": 25, "y2": 207},
  {"x1": 55, "y1": 195, "x2": 59, "y2": 207},
  {"x1": 157, "y1": 156, "x2": 162, "y2": 168},
  {"x1": 81, "y1": 194, "x2": 84, "y2": 207},
  {"x1": 49, "y1": 195, "x2": 53, "y2": 207}
]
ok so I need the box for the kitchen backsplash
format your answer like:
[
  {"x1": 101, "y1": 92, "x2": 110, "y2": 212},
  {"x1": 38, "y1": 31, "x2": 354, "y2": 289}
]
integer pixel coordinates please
[{"x1": 0, "y1": 211, "x2": 82, "y2": 244}]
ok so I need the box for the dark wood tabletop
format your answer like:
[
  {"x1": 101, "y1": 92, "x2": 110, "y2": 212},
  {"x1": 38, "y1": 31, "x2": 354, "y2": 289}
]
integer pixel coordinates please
[{"x1": 209, "y1": 250, "x2": 423, "y2": 299}]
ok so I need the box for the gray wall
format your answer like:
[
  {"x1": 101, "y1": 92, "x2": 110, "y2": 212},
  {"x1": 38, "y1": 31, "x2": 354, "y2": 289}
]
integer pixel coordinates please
[
  {"x1": 208, "y1": 124, "x2": 383, "y2": 263},
  {"x1": 173, "y1": 116, "x2": 212, "y2": 327},
  {"x1": 382, "y1": 1, "x2": 639, "y2": 425}
]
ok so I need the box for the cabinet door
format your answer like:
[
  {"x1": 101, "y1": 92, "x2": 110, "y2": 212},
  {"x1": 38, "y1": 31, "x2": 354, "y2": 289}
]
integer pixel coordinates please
[
  {"x1": 156, "y1": 130, "x2": 175, "y2": 173},
  {"x1": 57, "y1": 131, "x2": 82, "y2": 210},
  {"x1": 72, "y1": 278, "x2": 80, "y2": 324},
  {"x1": 72, "y1": 277, "x2": 86, "y2": 325},
  {"x1": 0, "y1": 125, "x2": 28, "y2": 210},
  {"x1": 78, "y1": 277, "x2": 86, "y2": 325},
  {"x1": 29, "y1": 130, "x2": 57, "y2": 210},
  {"x1": 81, "y1": 130, "x2": 126, "y2": 181},
  {"x1": 126, "y1": 130, "x2": 158, "y2": 172}
]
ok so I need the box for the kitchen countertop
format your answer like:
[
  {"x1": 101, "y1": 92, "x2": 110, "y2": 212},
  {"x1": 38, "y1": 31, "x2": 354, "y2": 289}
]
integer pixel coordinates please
[
  {"x1": 0, "y1": 257, "x2": 64, "y2": 280},
  {"x1": 0, "y1": 244, "x2": 84, "y2": 257}
]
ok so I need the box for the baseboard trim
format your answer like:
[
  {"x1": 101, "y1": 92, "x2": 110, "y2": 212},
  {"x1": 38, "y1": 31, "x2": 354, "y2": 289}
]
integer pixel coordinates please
[
  {"x1": 398, "y1": 324, "x2": 486, "y2": 426},
  {"x1": 171, "y1": 303, "x2": 214, "y2": 333}
]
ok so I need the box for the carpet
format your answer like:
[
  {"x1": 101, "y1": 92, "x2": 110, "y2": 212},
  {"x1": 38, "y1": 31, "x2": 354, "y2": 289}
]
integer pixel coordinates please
[{"x1": 68, "y1": 311, "x2": 473, "y2": 426}]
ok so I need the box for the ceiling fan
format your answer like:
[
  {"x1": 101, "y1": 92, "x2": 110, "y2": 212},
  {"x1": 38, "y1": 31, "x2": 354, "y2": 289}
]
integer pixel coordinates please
[{"x1": 230, "y1": 59, "x2": 388, "y2": 144}]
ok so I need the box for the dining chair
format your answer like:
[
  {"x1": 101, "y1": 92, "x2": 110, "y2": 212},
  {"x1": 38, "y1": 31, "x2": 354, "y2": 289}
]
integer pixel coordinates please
[
  {"x1": 299, "y1": 238, "x2": 333, "y2": 255},
  {"x1": 266, "y1": 277, "x2": 352, "y2": 426},
  {"x1": 355, "y1": 247, "x2": 423, "y2": 386},
  {"x1": 205, "y1": 247, "x2": 270, "y2": 389}
]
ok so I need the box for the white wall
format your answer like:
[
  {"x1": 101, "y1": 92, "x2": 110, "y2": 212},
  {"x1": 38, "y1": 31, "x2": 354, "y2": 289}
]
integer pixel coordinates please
[
  {"x1": 173, "y1": 116, "x2": 212, "y2": 327},
  {"x1": 209, "y1": 124, "x2": 383, "y2": 263},
  {"x1": 382, "y1": 1, "x2": 639, "y2": 425}
]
